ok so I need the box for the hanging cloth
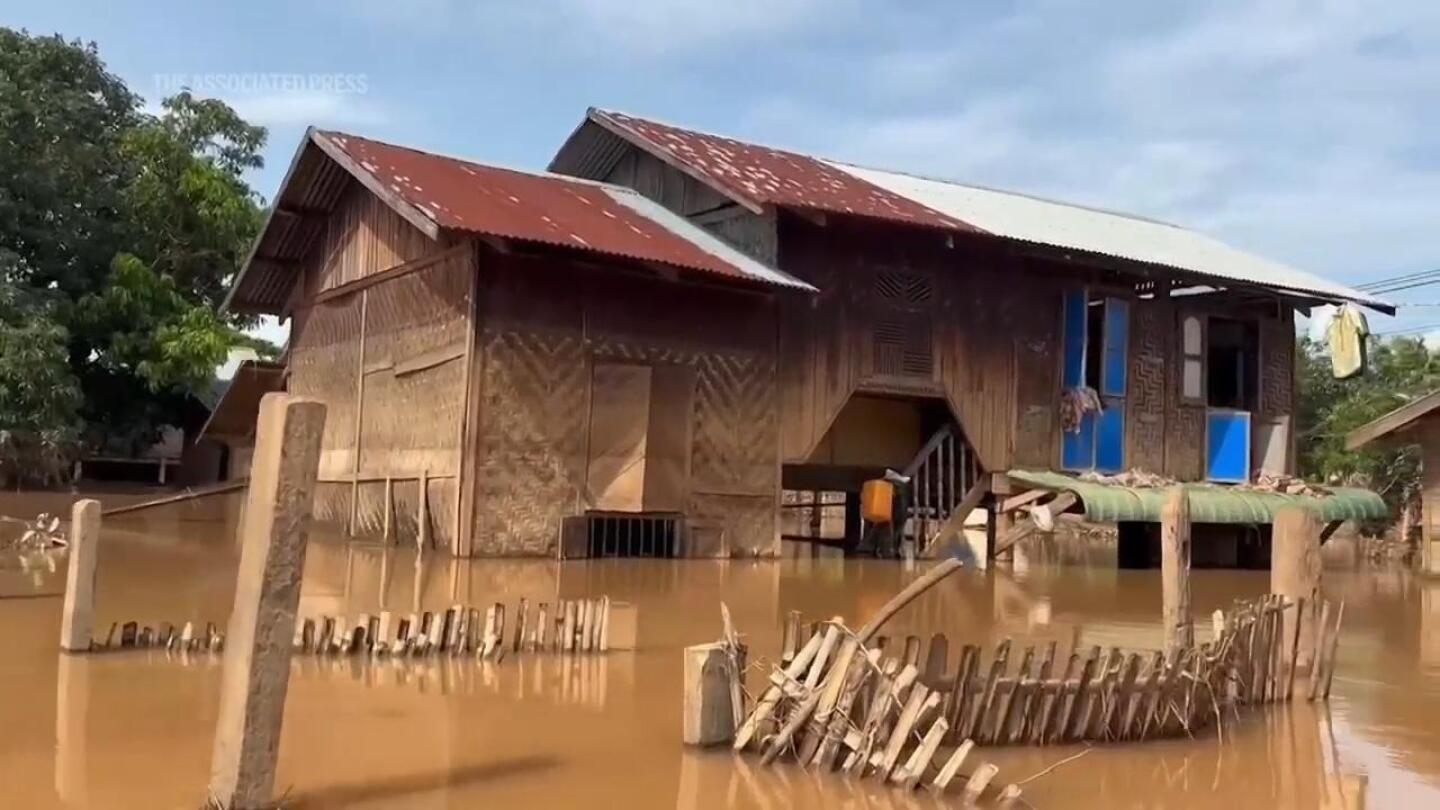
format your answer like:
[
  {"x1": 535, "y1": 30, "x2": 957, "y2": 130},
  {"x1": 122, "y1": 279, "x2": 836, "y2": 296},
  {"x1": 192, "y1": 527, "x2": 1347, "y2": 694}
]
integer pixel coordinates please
[{"x1": 1327, "y1": 304, "x2": 1369, "y2": 380}]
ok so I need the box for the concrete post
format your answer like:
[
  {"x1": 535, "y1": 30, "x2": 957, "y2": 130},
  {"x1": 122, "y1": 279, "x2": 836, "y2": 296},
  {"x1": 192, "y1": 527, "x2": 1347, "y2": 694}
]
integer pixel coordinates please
[
  {"x1": 1272, "y1": 505, "x2": 1322, "y2": 672},
  {"x1": 1161, "y1": 488, "x2": 1193, "y2": 654},
  {"x1": 208, "y1": 393, "x2": 326, "y2": 810},
  {"x1": 59, "y1": 499, "x2": 102, "y2": 652}
]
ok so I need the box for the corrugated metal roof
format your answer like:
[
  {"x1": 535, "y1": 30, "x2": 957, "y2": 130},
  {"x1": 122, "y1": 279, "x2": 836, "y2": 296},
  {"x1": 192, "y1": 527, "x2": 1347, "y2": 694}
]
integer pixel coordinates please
[
  {"x1": 1008, "y1": 470, "x2": 1387, "y2": 525},
  {"x1": 586, "y1": 110, "x2": 979, "y2": 231},
  {"x1": 578, "y1": 109, "x2": 1390, "y2": 312},
  {"x1": 226, "y1": 130, "x2": 814, "y2": 313},
  {"x1": 317, "y1": 131, "x2": 813, "y2": 292},
  {"x1": 829, "y1": 162, "x2": 1391, "y2": 311}
]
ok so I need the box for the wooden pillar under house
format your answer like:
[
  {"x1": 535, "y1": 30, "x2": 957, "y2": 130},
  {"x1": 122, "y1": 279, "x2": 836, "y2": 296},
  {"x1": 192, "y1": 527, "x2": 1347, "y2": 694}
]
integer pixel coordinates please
[{"x1": 1161, "y1": 487, "x2": 1193, "y2": 654}]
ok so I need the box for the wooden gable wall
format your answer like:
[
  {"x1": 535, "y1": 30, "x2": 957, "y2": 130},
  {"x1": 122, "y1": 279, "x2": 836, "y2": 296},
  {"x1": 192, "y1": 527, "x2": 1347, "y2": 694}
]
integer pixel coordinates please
[{"x1": 285, "y1": 180, "x2": 474, "y2": 550}]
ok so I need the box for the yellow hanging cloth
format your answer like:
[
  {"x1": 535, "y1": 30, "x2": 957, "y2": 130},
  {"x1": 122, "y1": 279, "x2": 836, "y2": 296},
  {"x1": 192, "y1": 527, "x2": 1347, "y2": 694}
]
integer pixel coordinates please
[{"x1": 1326, "y1": 304, "x2": 1369, "y2": 380}]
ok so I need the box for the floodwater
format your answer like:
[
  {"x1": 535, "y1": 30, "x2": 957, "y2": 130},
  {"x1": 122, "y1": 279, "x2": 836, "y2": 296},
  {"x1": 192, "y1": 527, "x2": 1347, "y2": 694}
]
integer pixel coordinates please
[{"x1": 1, "y1": 496, "x2": 1438, "y2": 808}]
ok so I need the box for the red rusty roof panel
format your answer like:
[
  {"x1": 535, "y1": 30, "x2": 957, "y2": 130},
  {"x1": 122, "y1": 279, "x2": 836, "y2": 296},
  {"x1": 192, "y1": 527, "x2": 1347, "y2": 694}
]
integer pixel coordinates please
[
  {"x1": 589, "y1": 109, "x2": 985, "y2": 232},
  {"x1": 315, "y1": 130, "x2": 812, "y2": 291}
]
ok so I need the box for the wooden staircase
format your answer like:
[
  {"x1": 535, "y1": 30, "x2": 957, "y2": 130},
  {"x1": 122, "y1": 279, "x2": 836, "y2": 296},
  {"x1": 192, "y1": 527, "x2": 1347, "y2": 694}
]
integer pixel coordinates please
[{"x1": 899, "y1": 424, "x2": 983, "y2": 556}]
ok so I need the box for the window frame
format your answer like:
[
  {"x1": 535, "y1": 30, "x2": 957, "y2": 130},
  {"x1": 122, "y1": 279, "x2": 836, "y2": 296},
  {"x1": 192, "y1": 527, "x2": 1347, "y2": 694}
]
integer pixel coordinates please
[{"x1": 1179, "y1": 312, "x2": 1207, "y2": 406}]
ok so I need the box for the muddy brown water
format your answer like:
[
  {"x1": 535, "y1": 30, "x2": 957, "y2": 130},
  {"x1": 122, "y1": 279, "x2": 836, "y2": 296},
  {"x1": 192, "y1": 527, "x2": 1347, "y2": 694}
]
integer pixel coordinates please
[{"x1": 1, "y1": 498, "x2": 1437, "y2": 808}]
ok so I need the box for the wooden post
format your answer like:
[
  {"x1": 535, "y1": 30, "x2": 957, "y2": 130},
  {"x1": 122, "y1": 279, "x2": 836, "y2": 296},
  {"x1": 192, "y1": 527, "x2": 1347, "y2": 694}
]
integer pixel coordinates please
[
  {"x1": 208, "y1": 393, "x2": 326, "y2": 810},
  {"x1": 683, "y1": 642, "x2": 740, "y2": 746},
  {"x1": 382, "y1": 476, "x2": 394, "y2": 544},
  {"x1": 1272, "y1": 506, "x2": 1322, "y2": 676},
  {"x1": 59, "y1": 499, "x2": 102, "y2": 652},
  {"x1": 348, "y1": 290, "x2": 368, "y2": 537},
  {"x1": 1161, "y1": 488, "x2": 1193, "y2": 654},
  {"x1": 606, "y1": 601, "x2": 637, "y2": 650},
  {"x1": 417, "y1": 469, "x2": 430, "y2": 551}
]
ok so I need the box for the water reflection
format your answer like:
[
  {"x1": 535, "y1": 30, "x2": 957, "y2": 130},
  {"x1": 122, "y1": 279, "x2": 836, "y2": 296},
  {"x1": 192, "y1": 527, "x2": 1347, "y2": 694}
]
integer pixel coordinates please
[{"x1": 8, "y1": 518, "x2": 1440, "y2": 809}]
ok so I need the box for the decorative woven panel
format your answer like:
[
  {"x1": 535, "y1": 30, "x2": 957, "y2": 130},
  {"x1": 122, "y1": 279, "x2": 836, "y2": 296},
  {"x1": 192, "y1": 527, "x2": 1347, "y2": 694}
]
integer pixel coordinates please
[
  {"x1": 1258, "y1": 318, "x2": 1295, "y2": 417},
  {"x1": 1166, "y1": 406, "x2": 1206, "y2": 481},
  {"x1": 688, "y1": 492, "x2": 778, "y2": 557},
  {"x1": 472, "y1": 328, "x2": 588, "y2": 556},
  {"x1": 691, "y1": 352, "x2": 779, "y2": 497},
  {"x1": 1126, "y1": 299, "x2": 1168, "y2": 473}
]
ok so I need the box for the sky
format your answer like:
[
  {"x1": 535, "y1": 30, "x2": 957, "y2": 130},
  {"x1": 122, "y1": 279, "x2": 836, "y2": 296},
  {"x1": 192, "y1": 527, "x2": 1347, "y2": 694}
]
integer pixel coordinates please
[{"x1": 6, "y1": 0, "x2": 1440, "y2": 347}]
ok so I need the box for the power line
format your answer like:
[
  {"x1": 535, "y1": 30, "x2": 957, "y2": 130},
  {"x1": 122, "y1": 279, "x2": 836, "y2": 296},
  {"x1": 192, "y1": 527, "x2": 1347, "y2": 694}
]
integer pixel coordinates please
[
  {"x1": 1374, "y1": 322, "x2": 1440, "y2": 337},
  {"x1": 1367, "y1": 277, "x2": 1440, "y2": 296},
  {"x1": 1356, "y1": 267, "x2": 1440, "y2": 291}
]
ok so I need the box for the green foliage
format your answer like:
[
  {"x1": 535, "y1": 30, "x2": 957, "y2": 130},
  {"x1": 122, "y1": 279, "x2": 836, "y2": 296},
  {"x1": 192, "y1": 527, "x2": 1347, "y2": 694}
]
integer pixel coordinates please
[
  {"x1": 0, "y1": 28, "x2": 268, "y2": 473},
  {"x1": 1296, "y1": 334, "x2": 1440, "y2": 509},
  {"x1": 120, "y1": 92, "x2": 267, "y2": 308},
  {"x1": 0, "y1": 271, "x2": 82, "y2": 485}
]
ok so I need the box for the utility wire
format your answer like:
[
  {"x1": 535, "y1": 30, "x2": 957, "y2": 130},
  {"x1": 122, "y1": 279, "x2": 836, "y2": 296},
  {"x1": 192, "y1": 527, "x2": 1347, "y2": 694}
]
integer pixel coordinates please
[
  {"x1": 1356, "y1": 268, "x2": 1440, "y2": 291},
  {"x1": 1366, "y1": 277, "x2": 1440, "y2": 296}
]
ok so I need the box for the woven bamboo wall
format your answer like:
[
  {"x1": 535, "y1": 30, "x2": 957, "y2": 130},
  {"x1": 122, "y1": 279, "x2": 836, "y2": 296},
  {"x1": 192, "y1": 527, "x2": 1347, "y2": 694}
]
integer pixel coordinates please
[
  {"x1": 469, "y1": 252, "x2": 780, "y2": 557},
  {"x1": 286, "y1": 183, "x2": 469, "y2": 548}
]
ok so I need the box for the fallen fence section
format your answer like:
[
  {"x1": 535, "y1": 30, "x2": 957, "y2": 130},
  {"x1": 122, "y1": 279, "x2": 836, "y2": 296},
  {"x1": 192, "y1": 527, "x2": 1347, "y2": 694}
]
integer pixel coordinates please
[
  {"x1": 292, "y1": 597, "x2": 636, "y2": 660},
  {"x1": 736, "y1": 595, "x2": 1343, "y2": 804}
]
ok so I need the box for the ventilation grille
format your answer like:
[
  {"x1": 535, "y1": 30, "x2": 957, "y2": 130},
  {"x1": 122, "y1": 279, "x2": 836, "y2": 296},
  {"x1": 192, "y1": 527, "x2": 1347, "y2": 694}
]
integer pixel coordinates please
[
  {"x1": 875, "y1": 269, "x2": 934, "y2": 307},
  {"x1": 586, "y1": 513, "x2": 679, "y2": 558},
  {"x1": 874, "y1": 316, "x2": 934, "y2": 377}
]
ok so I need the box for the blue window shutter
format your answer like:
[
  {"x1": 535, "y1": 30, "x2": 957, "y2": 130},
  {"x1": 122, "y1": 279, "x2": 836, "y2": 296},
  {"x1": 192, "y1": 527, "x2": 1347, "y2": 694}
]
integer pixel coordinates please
[
  {"x1": 1062, "y1": 290, "x2": 1087, "y2": 388},
  {"x1": 1101, "y1": 298, "x2": 1129, "y2": 396},
  {"x1": 1095, "y1": 403, "x2": 1125, "y2": 473},
  {"x1": 1206, "y1": 410, "x2": 1251, "y2": 483},
  {"x1": 1061, "y1": 410, "x2": 1096, "y2": 471}
]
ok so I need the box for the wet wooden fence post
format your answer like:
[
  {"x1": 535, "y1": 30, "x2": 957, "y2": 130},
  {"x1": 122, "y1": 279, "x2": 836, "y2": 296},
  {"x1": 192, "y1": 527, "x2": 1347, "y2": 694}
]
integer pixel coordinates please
[
  {"x1": 684, "y1": 642, "x2": 740, "y2": 746},
  {"x1": 59, "y1": 499, "x2": 102, "y2": 652},
  {"x1": 208, "y1": 393, "x2": 326, "y2": 810},
  {"x1": 1161, "y1": 488, "x2": 1193, "y2": 654},
  {"x1": 1273, "y1": 506, "x2": 1322, "y2": 676}
]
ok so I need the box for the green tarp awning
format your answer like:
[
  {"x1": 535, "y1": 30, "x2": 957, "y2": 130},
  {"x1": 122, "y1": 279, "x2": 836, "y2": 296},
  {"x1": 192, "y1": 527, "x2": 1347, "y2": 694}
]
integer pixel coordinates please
[{"x1": 1007, "y1": 470, "x2": 1388, "y2": 525}]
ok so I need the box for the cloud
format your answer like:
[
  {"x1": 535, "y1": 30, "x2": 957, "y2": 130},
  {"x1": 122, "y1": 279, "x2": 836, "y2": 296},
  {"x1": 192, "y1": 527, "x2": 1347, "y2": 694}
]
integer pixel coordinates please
[
  {"x1": 351, "y1": 0, "x2": 848, "y2": 57},
  {"x1": 225, "y1": 90, "x2": 388, "y2": 128},
  {"x1": 734, "y1": 0, "x2": 1440, "y2": 300}
]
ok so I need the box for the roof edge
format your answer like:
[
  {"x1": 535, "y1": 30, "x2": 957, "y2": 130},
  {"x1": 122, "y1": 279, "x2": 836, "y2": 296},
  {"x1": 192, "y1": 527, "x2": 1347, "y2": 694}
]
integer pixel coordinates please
[{"x1": 1346, "y1": 389, "x2": 1440, "y2": 450}]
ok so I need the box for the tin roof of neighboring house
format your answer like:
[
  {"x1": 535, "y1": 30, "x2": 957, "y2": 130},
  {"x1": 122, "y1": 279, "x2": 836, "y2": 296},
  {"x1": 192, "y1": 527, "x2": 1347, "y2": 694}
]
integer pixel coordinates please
[
  {"x1": 1346, "y1": 389, "x2": 1440, "y2": 450},
  {"x1": 199, "y1": 360, "x2": 286, "y2": 440},
  {"x1": 225, "y1": 129, "x2": 813, "y2": 313},
  {"x1": 553, "y1": 108, "x2": 1391, "y2": 313}
]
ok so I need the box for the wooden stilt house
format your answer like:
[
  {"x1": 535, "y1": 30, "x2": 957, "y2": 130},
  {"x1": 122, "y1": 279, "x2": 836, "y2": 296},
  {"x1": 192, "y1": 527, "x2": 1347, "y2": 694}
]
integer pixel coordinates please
[{"x1": 225, "y1": 113, "x2": 1392, "y2": 560}]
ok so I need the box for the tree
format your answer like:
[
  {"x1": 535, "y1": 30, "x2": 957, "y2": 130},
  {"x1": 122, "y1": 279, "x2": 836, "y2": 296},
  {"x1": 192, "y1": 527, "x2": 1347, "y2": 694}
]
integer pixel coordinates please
[
  {"x1": 1295, "y1": 334, "x2": 1440, "y2": 518},
  {"x1": 0, "y1": 29, "x2": 271, "y2": 479},
  {"x1": 0, "y1": 269, "x2": 82, "y2": 486}
]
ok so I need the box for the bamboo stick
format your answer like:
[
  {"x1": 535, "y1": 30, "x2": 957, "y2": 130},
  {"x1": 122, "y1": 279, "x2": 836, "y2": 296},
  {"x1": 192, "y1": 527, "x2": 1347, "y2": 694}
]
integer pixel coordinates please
[
  {"x1": 931, "y1": 738, "x2": 974, "y2": 790},
  {"x1": 948, "y1": 644, "x2": 979, "y2": 742},
  {"x1": 963, "y1": 762, "x2": 999, "y2": 803},
  {"x1": 995, "y1": 645, "x2": 1034, "y2": 744},
  {"x1": 878, "y1": 686, "x2": 935, "y2": 779},
  {"x1": 897, "y1": 717, "x2": 949, "y2": 789},
  {"x1": 1322, "y1": 601, "x2": 1345, "y2": 700},
  {"x1": 1025, "y1": 641, "x2": 1057, "y2": 743},
  {"x1": 964, "y1": 640, "x2": 1010, "y2": 741},
  {"x1": 734, "y1": 631, "x2": 827, "y2": 750},
  {"x1": 1308, "y1": 600, "x2": 1333, "y2": 701},
  {"x1": 534, "y1": 602, "x2": 549, "y2": 651},
  {"x1": 1043, "y1": 652, "x2": 1080, "y2": 744}
]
